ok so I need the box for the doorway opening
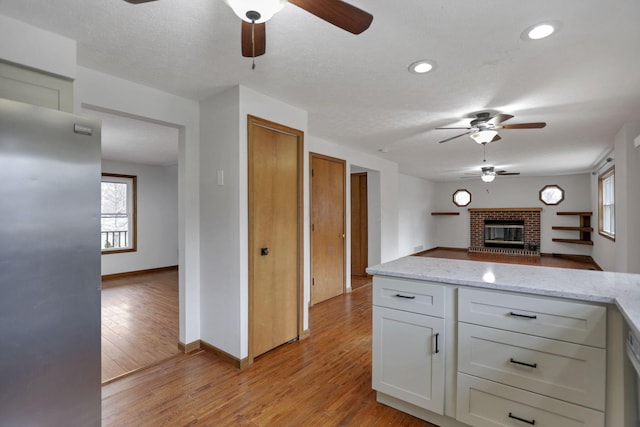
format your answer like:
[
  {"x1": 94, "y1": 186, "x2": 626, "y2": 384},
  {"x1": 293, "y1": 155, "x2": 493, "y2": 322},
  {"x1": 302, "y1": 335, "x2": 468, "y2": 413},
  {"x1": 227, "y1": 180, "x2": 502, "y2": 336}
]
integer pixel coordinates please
[
  {"x1": 350, "y1": 165, "x2": 380, "y2": 291},
  {"x1": 82, "y1": 105, "x2": 182, "y2": 383}
]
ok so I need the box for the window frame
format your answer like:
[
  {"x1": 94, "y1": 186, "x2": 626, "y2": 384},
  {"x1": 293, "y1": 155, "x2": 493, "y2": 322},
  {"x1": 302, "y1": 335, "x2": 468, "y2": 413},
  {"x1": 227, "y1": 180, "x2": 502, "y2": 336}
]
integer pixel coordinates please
[
  {"x1": 452, "y1": 189, "x2": 472, "y2": 207},
  {"x1": 538, "y1": 184, "x2": 565, "y2": 206},
  {"x1": 101, "y1": 173, "x2": 137, "y2": 254},
  {"x1": 598, "y1": 166, "x2": 615, "y2": 241}
]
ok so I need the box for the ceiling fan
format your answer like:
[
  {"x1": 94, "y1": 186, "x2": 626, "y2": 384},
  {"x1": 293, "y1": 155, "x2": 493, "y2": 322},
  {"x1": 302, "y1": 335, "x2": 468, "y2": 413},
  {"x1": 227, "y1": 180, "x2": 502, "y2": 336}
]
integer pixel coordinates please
[
  {"x1": 461, "y1": 139, "x2": 520, "y2": 182},
  {"x1": 463, "y1": 166, "x2": 520, "y2": 183},
  {"x1": 436, "y1": 112, "x2": 546, "y2": 144},
  {"x1": 123, "y1": 0, "x2": 373, "y2": 62}
]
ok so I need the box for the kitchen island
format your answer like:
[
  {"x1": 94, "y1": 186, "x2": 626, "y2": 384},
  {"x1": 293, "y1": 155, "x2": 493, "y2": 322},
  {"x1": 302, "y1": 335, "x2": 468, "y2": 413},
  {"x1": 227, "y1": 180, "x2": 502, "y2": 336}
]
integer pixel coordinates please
[{"x1": 367, "y1": 256, "x2": 640, "y2": 427}]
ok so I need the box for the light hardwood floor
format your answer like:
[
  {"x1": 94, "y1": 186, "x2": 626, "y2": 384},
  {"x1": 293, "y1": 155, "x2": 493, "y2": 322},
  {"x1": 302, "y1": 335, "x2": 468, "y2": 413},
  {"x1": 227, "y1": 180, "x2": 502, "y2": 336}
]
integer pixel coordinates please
[
  {"x1": 102, "y1": 279, "x2": 435, "y2": 426},
  {"x1": 101, "y1": 268, "x2": 180, "y2": 383},
  {"x1": 101, "y1": 251, "x2": 599, "y2": 424}
]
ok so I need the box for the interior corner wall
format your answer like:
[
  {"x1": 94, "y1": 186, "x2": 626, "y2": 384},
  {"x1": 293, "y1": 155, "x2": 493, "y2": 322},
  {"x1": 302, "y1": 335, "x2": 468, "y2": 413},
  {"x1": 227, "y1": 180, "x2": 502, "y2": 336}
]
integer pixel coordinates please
[
  {"x1": 75, "y1": 66, "x2": 201, "y2": 346},
  {"x1": 397, "y1": 174, "x2": 437, "y2": 256},
  {"x1": 623, "y1": 122, "x2": 640, "y2": 274},
  {"x1": 433, "y1": 174, "x2": 592, "y2": 255},
  {"x1": 595, "y1": 122, "x2": 640, "y2": 273},
  {"x1": 101, "y1": 160, "x2": 178, "y2": 275}
]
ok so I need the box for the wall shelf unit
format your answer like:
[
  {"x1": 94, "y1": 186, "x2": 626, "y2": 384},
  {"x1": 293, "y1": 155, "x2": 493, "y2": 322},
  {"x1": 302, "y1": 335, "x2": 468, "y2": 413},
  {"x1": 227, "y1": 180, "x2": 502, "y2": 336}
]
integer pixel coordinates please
[
  {"x1": 552, "y1": 212, "x2": 593, "y2": 245},
  {"x1": 431, "y1": 212, "x2": 460, "y2": 216}
]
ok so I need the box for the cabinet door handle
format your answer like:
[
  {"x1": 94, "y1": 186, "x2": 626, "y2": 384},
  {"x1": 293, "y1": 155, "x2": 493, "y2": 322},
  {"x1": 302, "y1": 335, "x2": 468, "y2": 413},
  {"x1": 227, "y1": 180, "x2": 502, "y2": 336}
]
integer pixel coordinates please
[
  {"x1": 509, "y1": 311, "x2": 537, "y2": 319},
  {"x1": 509, "y1": 358, "x2": 538, "y2": 369},
  {"x1": 434, "y1": 332, "x2": 440, "y2": 354},
  {"x1": 508, "y1": 412, "x2": 536, "y2": 425},
  {"x1": 394, "y1": 293, "x2": 415, "y2": 299}
]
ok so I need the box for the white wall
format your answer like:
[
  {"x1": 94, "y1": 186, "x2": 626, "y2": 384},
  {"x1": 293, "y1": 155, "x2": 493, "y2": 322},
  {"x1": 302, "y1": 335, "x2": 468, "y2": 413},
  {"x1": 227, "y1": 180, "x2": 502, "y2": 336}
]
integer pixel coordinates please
[
  {"x1": 0, "y1": 15, "x2": 76, "y2": 79},
  {"x1": 199, "y1": 87, "x2": 242, "y2": 357},
  {"x1": 593, "y1": 122, "x2": 640, "y2": 273},
  {"x1": 101, "y1": 160, "x2": 178, "y2": 275},
  {"x1": 397, "y1": 174, "x2": 437, "y2": 256},
  {"x1": 433, "y1": 174, "x2": 593, "y2": 255}
]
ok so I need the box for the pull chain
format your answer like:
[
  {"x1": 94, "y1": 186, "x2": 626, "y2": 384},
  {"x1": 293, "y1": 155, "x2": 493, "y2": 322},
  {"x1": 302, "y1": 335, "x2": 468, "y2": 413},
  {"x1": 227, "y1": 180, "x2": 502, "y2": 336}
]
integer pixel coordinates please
[{"x1": 251, "y1": 20, "x2": 256, "y2": 70}]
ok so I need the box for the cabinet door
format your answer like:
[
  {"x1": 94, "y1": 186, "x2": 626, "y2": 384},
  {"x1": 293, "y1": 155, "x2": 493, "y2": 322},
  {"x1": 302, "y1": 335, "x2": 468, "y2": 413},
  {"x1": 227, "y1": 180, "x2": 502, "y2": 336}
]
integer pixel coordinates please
[{"x1": 372, "y1": 306, "x2": 445, "y2": 414}]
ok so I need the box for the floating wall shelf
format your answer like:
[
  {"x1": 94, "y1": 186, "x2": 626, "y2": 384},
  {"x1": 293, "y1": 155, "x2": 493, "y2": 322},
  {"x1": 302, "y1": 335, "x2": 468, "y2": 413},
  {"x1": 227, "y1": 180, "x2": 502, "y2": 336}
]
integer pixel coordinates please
[{"x1": 552, "y1": 212, "x2": 593, "y2": 245}]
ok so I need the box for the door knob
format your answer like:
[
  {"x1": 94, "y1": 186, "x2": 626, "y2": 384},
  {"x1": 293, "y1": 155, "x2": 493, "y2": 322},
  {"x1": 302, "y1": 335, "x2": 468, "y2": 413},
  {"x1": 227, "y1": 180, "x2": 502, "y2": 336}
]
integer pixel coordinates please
[{"x1": 261, "y1": 247, "x2": 269, "y2": 256}]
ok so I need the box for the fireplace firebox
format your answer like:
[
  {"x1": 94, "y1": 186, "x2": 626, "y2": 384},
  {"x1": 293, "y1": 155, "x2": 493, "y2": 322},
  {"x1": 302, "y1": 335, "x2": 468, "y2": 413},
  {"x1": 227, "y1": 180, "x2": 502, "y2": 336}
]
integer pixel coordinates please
[{"x1": 484, "y1": 220, "x2": 525, "y2": 249}]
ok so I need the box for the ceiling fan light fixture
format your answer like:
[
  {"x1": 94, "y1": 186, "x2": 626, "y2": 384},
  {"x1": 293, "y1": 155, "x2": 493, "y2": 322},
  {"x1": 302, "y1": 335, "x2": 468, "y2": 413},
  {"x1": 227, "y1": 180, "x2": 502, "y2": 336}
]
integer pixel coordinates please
[
  {"x1": 481, "y1": 171, "x2": 496, "y2": 183},
  {"x1": 470, "y1": 129, "x2": 498, "y2": 144},
  {"x1": 409, "y1": 60, "x2": 437, "y2": 74},
  {"x1": 225, "y1": 0, "x2": 287, "y2": 23}
]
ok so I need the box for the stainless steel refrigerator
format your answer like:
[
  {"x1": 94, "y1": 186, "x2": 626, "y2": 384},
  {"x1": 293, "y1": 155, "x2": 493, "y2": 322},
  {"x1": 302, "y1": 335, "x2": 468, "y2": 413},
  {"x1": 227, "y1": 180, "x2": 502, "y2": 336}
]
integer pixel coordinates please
[{"x1": 0, "y1": 98, "x2": 101, "y2": 426}]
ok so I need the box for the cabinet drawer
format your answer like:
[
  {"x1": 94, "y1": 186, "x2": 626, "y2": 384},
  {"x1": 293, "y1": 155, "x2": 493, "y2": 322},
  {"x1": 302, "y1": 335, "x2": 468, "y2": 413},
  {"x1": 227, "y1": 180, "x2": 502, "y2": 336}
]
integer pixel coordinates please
[
  {"x1": 373, "y1": 276, "x2": 445, "y2": 317},
  {"x1": 456, "y1": 373, "x2": 604, "y2": 427},
  {"x1": 458, "y1": 323, "x2": 606, "y2": 410},
  {"x1": 458, "y1": 288, "x2": 606, "y2": 347}
]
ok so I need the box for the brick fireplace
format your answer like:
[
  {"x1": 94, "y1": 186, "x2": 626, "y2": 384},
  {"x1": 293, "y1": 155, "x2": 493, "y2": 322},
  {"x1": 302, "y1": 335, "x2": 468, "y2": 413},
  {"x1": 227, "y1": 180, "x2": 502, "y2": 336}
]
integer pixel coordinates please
[{"x1": 469, "y1": 208, "x2": 542, "y2": 256}]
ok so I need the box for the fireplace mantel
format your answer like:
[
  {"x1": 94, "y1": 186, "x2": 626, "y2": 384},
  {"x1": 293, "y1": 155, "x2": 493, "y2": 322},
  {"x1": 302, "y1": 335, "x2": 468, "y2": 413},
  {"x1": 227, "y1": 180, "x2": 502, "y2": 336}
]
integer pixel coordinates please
[{"x1": 468, "y1": 207, "x2": 543, "y2": 212}]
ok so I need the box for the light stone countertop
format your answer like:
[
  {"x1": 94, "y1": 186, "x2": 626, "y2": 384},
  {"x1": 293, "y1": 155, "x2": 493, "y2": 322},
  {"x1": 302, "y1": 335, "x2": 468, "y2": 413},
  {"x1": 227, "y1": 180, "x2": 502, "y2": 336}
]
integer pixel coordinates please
[{"x1": 366, "y1": 256, "x2": 640, "y2": 338}]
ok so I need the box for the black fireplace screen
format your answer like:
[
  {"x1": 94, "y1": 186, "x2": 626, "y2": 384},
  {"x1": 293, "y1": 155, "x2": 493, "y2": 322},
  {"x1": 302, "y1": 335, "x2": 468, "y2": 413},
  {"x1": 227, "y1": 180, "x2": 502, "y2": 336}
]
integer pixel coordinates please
[{"x1": 484, "y1": 220, "x2": 525, "y2": 249}]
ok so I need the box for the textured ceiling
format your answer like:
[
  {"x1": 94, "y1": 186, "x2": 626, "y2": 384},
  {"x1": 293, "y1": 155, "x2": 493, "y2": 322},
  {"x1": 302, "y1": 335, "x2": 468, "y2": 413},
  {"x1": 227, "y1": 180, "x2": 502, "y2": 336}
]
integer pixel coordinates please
[{"x1": 2, "y1": 0, "x2": 640, "y2": 180}]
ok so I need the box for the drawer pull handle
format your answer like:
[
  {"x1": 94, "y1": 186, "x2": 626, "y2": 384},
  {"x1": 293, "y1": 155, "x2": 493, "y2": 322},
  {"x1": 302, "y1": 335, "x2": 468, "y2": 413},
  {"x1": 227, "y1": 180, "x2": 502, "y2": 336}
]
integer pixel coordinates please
[
  {"x1": 509, "y1": 311, "x2": 537, "y2": 319},
  {"x1": 394, "y1": 293, "x2": 415, "y2": 299},
  {"x1": 508, "y1": 412, "x2": 536, "y2": 425},
  {"x1": 510, "y1": 358, "x2": 538, "y2": 369},
  {"x1": 434, "y1": 333, "x2": 440, "y2": 354}
]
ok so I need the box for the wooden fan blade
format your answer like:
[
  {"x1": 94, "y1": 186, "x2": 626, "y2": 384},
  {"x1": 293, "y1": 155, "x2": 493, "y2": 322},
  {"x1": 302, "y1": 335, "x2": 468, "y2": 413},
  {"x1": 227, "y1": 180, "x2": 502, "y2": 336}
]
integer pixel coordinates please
[
  {"x1": 490, "y1": 134, "x2": 502, "y2": 143},
  {"x1": 501, "y1": 122, "x2": 546, "y2": 129},
  {"x1": 124, "y1": 0, "x2": 157, "y2": 3},
  {"x1": 289, "y1": 0, "x2": 373, "y2": 34},
  {"x1": 241, "y1": 21, "x2": 266, "y2": 58},
  {"x1": 487, "y1": 114, "x2": 513, "y2": 126},
  {"x1": 498, "y1": 172, "x2": 521, "y2": 176},
  {"x1": 438, "y1": 131, "x2": 471, "y2": 144}
]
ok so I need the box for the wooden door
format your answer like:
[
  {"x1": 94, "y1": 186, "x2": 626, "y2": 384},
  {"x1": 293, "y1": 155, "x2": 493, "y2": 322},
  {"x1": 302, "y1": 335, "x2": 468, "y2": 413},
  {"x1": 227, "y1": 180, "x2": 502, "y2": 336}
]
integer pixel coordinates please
[
  {"x1": 310, "y1": 153, "x2": 346, "y2": 305},
  {"x1": 248, "y1": 116, "x2": 303, "y2": 360},
  {"x1": 350, "y1": 173, "x2": 368, "y2": 277}
]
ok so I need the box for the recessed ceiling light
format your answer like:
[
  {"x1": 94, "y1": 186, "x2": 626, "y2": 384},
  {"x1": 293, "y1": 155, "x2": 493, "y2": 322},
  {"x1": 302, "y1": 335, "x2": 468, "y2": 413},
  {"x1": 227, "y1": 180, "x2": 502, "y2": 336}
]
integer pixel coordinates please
[
  {"x1": 408, "y1": 60, "x2": 437, "y2": 74},
  {"x1": 521, "y1": 21, "x2": 561, "y2": 41}
]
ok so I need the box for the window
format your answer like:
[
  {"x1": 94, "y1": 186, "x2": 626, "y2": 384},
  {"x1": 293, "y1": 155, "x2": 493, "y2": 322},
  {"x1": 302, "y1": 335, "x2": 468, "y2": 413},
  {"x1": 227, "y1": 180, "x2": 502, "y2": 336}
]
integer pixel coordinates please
[
  {"x1": 539, "y1": 184, "x2": 564, "y2": 205},
  {"x1": 101, "y1": 173, "x2": 137, "y2": 253},
  {"x1": 598, "y1": 166, "x2": 615, "y2": 240},
  {"x1": 452, "y1": 189, "x2": 472, "y2": 207}
]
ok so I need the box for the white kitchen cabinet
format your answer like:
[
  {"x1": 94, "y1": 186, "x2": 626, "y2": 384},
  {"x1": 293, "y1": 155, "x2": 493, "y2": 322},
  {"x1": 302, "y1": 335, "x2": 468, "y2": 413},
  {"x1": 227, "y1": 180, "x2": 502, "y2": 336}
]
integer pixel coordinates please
[
  {"x1": 372, "y1": 306, "x2": 444, "y2": 413},
  {"x1": 457, "y1": 288, "x2": 606, "y2": 425},
  {"x1": 0, "y1": 61, "x2": 73, "y2": 112},
  {"x1": 372, "y1": 277, "x2": 447, "y2": 415},
  {"x1": 458, "y1": 287, "x2": 607, "y2": 347},
  {"x1": 458, "y1": 322, "x2": 606, "y2": 410},
  {"x1": 457, "y1": 373, "x2": 605, "y2": 427}
]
